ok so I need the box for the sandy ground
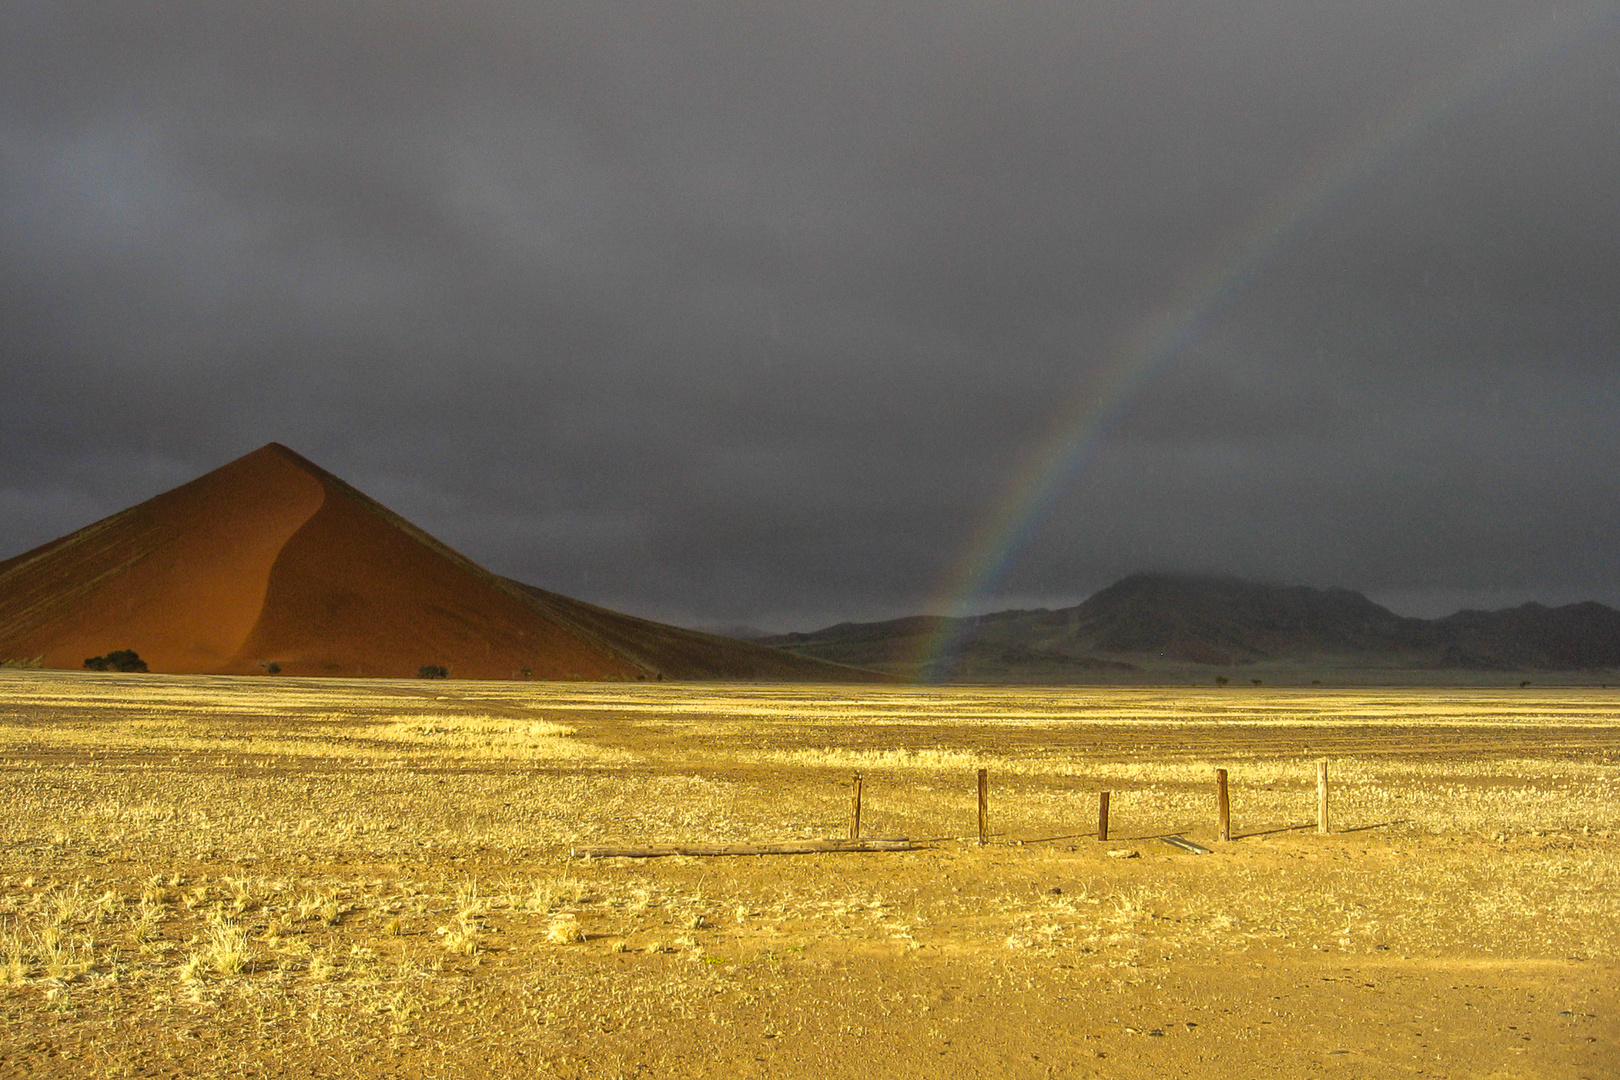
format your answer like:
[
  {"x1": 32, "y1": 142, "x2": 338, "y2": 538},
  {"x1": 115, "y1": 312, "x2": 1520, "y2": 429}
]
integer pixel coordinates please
[{"x1": 0, "y1": 671, "x2": 1616, "y2": 1078}]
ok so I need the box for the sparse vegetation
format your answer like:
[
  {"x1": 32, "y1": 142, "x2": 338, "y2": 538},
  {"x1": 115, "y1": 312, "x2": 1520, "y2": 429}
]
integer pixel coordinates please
[
  {"x1": 0, "y1": 671, "x2": 1614, "y2": 1076},
  {"x1": 417, "y1": 664, "x2": 448, "y2": 679},
  {"x1": 545, "y1": 914, "x2": 585, "y2": 944},
  {"x1": 82, "y1": 649, "x2": 148, "y2": 672}
]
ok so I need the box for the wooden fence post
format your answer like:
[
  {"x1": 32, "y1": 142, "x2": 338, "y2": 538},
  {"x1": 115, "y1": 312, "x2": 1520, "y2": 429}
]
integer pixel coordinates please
[
  {"x1": 1216, "y1": 768, "x2": 1231, "y2": 842},
  {"x1": 1097, "y1": 791, "x2": 1111, "y2": 842},
  {"x1": 977, "y1": 768, "x2": 988, "y2": 846},
  {"x1": 1317, "y1": 760, "x2": 1329, "y2": 835},
  {"x1": 850, "y1": 773, "x2": 863, "y2": 840}
]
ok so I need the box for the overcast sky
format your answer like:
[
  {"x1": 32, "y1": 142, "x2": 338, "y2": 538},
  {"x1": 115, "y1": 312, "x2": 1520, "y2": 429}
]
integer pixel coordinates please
[{"x1": 3, "y1": 1, "x2": 1618, "y2": 630}]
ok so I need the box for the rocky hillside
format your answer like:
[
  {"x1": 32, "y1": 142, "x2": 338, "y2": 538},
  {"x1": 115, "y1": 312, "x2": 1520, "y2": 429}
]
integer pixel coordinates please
[{"x1": 760, "y1": 572, "x2": 1620, "y2": 682}]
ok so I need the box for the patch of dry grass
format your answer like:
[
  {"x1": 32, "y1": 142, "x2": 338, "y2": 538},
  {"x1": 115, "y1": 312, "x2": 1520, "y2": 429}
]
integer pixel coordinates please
[{"x1": 0, "y1": 670, "x2": 1616, "y2": 1077}]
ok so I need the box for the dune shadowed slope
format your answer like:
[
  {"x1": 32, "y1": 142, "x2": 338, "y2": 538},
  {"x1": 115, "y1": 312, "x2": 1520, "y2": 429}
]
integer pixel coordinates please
[{"x1": 0, "y1": 444, "x2": 887, "y2": 682}]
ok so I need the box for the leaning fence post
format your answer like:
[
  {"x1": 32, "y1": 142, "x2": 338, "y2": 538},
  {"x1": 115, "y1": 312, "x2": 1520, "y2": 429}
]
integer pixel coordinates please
[
  {"x1": 1097, "y1": 791, "x2": 1111, "y2": 842},
  {"x1": 850, "y1": 773, "x2": 863, "y2": 840},
  {"x1": 977, "y1": 768, "x2": 988, "y2": 846},
  {"x1": 1317, "y1": 760, "x2": 1329, "y2": 835},
  {"x1": 1216, "y1": 768, "x2": 1231, "y2": 841}
]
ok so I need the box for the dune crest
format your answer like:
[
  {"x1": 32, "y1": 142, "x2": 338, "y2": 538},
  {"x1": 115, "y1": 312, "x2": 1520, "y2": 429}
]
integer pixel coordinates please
[{"x1": 225, "y1": 457, "x2": 642, "y2": 679}]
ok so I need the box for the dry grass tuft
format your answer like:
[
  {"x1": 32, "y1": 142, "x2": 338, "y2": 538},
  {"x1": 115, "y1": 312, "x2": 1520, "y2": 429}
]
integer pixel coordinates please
[
  {"x1": 205, "y1": 922, "x2": 253, "y2": 975},
  {"x1": 1, "y1": 933, "x2": 29, "y2": 984},
  {"x1": 440, "y1": 915, "x2": 482, "y2": 956}
]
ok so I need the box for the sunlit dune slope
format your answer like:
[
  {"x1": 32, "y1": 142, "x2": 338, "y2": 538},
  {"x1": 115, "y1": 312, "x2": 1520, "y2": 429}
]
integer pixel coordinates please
[
  {"x1": 0, "y1": 444, "x2": 326, "y2": 672},
  {"x1": 0, "y1": 444, "x2": 889, "y2": 682}
]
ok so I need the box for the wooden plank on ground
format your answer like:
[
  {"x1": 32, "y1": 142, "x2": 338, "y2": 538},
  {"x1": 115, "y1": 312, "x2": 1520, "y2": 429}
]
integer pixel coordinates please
[
  {"x1": 576, "y1": 838, "x2": 916, "y2": 859},
  {"x1": 1161, "y1": 834, "x2": 1212, "y2": 855}
]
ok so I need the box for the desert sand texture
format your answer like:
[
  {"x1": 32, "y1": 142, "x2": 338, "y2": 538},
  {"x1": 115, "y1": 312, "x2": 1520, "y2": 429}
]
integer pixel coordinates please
[{"x1": 0, "y1": 670, "x2": 1616, "y2": 1079}]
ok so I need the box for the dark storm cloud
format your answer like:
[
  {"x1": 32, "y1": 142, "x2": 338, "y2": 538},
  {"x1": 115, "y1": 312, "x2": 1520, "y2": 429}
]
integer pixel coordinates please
[{"x1": 3, "y1": 1, "x2": 1618, "y2": 628}]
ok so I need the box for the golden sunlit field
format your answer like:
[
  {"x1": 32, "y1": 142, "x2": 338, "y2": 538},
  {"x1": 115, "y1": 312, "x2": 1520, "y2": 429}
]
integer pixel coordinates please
[{"x1": 1, "y1": 670, "x2": 1616, "y2": 1078}]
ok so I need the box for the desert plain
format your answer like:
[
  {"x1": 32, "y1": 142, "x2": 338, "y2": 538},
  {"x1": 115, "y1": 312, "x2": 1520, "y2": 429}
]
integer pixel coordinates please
[{"x1": 0, "y1": 670, "x2": 1616, "y2": 1079}]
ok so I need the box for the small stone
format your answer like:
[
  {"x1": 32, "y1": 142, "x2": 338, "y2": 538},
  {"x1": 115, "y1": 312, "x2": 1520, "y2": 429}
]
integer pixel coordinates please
[
  {"x1": 1048, "y1": 887, "x2": 1062, "y2": 894},
  {"x1": 1107, "y1": 849, "x2": 1139, "y2": 859}
]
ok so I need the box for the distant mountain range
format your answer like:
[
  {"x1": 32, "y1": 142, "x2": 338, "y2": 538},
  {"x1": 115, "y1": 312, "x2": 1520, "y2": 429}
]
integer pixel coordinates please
[{"x1": 754, "y1": 572, "x2": 1620, "y2": 683}]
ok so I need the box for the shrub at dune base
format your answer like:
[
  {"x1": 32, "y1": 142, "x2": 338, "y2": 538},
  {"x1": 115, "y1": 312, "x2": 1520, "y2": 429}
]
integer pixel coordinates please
[{"x1": 83, "y1": 650, "x2": 149, "y2": 673}]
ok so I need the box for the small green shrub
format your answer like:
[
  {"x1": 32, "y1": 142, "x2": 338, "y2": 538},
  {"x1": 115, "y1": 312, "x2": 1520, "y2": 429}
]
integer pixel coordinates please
[
  {"x1": 417, "y1": 665, "x2": 448, "y2": 679},
  {"x1": 84, "y1": 650, "x2": 148, "y2": 673}
]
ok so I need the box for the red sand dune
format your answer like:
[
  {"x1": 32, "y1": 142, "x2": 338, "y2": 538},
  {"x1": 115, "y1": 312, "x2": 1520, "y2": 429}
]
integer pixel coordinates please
[{"x1": 0, "y1": 444, "x2": 888, "y2": 682}]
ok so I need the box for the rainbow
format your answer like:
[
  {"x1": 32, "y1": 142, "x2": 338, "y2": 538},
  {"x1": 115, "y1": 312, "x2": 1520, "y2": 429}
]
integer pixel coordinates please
[{"x1": 916, "y1": 6, "x2": 1619, "y2": 682}]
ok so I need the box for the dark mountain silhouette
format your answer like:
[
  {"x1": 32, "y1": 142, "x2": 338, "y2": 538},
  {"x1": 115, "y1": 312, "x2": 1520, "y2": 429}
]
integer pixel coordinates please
[
  {"x1": 761, "y1": 572, "x2": 1620, "y2": 681},
  {"x1": 1053, "y1": 573, "x2": 1429, "y2": 665},
  {"x1": 1434, "y1": 600, "x2": 1620, "y2": 671},
  {"x1": 0, "y1": 444, "x2": 889, "y2": 682}
]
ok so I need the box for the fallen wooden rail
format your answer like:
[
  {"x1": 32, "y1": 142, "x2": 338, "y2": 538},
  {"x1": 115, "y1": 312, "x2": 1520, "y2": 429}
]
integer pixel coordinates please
[
  {"x1": 577, "y1": 838, "x2": 916, "y2": 859},
  {"x1": 1160, "y1": 835, "x2": 1212, "y2": 855}
]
